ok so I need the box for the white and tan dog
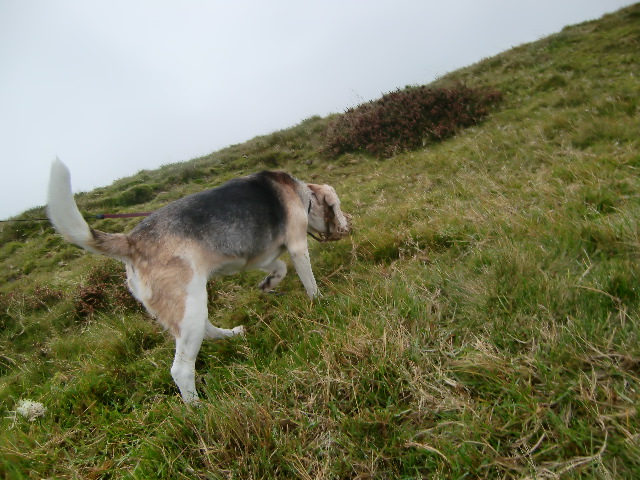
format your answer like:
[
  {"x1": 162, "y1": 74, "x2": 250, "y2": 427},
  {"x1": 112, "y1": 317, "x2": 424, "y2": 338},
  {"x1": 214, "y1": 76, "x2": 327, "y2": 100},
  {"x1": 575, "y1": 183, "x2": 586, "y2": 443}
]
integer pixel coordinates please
[{"x1": 47, "y1": 159, "x2": 351, "y2": 403}]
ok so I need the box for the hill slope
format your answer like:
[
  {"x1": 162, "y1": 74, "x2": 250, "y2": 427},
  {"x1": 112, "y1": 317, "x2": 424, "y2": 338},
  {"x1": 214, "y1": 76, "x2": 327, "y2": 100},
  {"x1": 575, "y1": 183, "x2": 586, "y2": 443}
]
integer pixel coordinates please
[{"x1": 1, "y1": 4, "x2": 639, "y2": 478}]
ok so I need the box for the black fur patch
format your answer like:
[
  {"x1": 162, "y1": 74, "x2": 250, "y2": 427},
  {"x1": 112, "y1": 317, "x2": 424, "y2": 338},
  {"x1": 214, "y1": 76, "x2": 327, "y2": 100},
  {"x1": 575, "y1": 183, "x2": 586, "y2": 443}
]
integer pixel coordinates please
[{"x1": 131, "y1": 172, "x2": 291, "y2": 257}]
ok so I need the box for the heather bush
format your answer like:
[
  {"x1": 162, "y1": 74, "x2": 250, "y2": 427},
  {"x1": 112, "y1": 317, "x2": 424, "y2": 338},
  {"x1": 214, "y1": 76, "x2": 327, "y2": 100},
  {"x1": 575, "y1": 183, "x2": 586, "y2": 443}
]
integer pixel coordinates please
[
  {"x1": 74, "y1": 260, "x2": 142, "y2": 318},
  {"x1": 324, "y1": 84, "x2": 502, "y2": 158}
]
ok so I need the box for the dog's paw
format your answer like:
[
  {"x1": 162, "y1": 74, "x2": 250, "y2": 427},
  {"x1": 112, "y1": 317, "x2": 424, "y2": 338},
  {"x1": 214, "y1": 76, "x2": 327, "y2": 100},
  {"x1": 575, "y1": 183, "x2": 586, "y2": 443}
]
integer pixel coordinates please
[
  {"x1": 182, "y1": 394, "x2": 202, "y2": 407},
  {"x1": 232, "y1": 325, "x2": 245, "y2": 336},
  {"x1": 258, "y1": 276, "x2": 273, "y2": 291}
]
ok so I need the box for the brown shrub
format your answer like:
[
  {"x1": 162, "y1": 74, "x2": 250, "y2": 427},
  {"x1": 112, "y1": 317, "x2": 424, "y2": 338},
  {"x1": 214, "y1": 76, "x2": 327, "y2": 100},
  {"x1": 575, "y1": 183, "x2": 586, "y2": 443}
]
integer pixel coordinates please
[{"x1": 324, "y1": 84, "x2": 502, "y2": 158}]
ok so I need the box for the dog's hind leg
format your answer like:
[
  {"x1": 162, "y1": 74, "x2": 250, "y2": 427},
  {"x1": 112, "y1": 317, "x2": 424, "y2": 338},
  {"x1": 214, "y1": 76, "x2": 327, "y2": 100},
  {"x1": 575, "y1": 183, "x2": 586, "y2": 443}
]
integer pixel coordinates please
[
  {"x1": 258, "y1": 259, "x2": 287, "y2": 292},
  {"x1": 171, "y1": 273, "x2": 243, "y2": 403},
  {"x1": 204, "y1": 322, "x2": 245, "y2": 340},
  {"x1": 137, "y1": 261, "x2": 242, "y2": 403},
  {"x1": 170, "y1": 273, "x2": 209, "y2": 404}
]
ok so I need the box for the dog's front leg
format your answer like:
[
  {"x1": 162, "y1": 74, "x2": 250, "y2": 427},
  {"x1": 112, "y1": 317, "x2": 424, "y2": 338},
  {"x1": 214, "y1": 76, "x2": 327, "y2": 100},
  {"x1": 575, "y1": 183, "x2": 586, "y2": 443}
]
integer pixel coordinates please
[
  {"x1": 288, "y1": 242, "x2": 319, "y2": 298},
  {"x1": 258, "y1": 259, "x2": 287, "y2": 292}
]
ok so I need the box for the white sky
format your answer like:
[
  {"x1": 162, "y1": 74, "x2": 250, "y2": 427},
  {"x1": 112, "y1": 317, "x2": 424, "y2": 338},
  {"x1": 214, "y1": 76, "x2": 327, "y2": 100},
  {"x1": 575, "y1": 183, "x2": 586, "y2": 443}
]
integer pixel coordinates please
[{"x1": 0, "y1": 0, "x2": 634, "y2": 220}]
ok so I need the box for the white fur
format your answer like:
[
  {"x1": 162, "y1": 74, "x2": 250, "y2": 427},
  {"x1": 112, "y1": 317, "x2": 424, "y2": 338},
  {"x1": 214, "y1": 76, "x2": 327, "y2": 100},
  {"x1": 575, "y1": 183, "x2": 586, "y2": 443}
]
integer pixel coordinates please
[
  {"x1": 170, "y1": 271, "x2": 244, "y2": 403},
  {"x1": 258, "y1": 259, "x2": 287, "y2": 292},
  {"x1": 46, "y1": 159, "x2": 101, "y2": 254},
  {"x1": 170, "y1": 272, "x2": 207, "y2": 403},
  {"x1": 289, "y1": 246, "x2": 318, "y2": 297}
]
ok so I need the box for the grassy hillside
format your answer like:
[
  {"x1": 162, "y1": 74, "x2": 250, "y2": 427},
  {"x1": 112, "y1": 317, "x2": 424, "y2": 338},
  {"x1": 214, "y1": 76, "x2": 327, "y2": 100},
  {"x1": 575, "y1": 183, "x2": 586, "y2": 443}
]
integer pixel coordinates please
[{"x1": 2, "y1": 4, "x2": 639, "y2": 478}]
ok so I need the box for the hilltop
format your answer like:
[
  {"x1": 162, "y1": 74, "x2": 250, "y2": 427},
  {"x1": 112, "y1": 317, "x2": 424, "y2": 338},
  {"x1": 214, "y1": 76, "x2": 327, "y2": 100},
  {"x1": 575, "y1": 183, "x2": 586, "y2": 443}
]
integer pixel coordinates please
[{"x1": 1, "y1": 4, "x2": 639, "y2": 478}]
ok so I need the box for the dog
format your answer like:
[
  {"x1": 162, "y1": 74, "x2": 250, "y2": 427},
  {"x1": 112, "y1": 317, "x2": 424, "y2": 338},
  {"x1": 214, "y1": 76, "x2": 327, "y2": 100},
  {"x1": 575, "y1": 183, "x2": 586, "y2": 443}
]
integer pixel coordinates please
[{"x1": 47, "y1": 159, "x2": 351, "y2": 403}]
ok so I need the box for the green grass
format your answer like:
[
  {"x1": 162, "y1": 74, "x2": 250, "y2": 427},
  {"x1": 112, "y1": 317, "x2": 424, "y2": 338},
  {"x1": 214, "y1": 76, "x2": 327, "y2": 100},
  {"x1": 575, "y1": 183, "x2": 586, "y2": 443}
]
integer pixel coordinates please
[{"x1": 1, "y1": 4, "x2": 640, "y2": 478}]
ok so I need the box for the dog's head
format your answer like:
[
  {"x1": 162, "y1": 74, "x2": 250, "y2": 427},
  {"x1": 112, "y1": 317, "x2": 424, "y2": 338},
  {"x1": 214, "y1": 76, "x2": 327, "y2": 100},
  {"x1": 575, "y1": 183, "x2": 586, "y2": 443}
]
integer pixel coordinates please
[{"x1": 307, "y1": 183, "x2": 352, "y2": 242}]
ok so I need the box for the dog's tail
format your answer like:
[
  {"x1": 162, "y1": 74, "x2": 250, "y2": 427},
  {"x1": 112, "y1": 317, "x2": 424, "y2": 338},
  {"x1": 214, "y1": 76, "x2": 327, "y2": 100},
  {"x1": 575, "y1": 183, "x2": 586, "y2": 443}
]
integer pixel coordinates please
[{"x1": 47, "y1": 158, "x2": 133, "y2": 262}]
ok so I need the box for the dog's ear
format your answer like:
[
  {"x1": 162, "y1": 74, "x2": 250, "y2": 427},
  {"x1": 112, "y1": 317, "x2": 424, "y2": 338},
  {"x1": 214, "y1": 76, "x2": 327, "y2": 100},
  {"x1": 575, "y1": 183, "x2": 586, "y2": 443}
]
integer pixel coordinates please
[{"x1": 307, "y1": 183, "x2": 351, "y2": 240}]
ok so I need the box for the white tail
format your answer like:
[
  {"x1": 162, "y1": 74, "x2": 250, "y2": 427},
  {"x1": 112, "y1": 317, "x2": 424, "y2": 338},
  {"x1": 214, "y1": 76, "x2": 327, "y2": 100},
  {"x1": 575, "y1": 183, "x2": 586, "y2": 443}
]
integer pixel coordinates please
[
  {"x1": 47, "y1": 159, "x2": 134, "y2": 261},
  {"x1": 47, "y1": 159, "x2": 102, "y2": 254}
]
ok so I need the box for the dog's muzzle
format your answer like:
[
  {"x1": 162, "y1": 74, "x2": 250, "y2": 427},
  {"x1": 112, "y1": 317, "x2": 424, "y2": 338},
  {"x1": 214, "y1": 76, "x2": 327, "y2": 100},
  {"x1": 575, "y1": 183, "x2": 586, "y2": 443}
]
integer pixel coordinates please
[{"x1": 310, "y1": 211, "x2": 352, "y2": 243}]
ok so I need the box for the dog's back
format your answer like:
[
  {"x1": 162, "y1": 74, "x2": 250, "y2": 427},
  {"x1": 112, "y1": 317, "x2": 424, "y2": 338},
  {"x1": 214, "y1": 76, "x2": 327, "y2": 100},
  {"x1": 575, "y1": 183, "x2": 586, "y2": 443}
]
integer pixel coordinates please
[{"x1": 130, "y1": 172, "x2": 292, "y2": 258}]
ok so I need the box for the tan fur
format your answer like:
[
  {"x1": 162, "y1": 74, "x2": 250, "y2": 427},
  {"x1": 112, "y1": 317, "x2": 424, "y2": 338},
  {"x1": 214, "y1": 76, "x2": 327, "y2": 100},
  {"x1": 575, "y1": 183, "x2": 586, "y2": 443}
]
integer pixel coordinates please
[
  {"x1": 124, "y1": 236, "x2": 239, "y2": 336},
  {"x1": 306, "y1": 183, "x2": 352, "y2": 241}
]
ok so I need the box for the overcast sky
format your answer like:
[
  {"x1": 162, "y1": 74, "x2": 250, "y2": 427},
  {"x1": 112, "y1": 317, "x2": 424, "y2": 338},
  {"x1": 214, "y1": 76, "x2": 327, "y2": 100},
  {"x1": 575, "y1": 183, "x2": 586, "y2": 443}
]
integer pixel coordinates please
[{"x1": 0, "y1": 1, "x2": 634, "y2": 220}]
